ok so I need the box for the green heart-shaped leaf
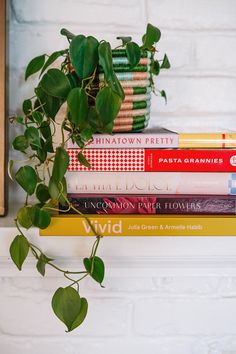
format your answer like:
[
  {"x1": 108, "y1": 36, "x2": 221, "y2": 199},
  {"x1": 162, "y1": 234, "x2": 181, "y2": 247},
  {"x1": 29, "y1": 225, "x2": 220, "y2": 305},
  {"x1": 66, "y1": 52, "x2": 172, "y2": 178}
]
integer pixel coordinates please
[
  {"x1": 40, "y1": 68, "x2": 71, "y2": 99},
  {"x1": 12, "y1": 135, "x2": 29, "y2": 152},
  {"x1": 24, "y1": 127, "x2": 41, "y2": 148},
  {"x1": 22, "y1": 99, "x2": 32, "y2": 116},
  {"x1": 36, "y1": 254, "x2": 54, "y2": 276},
  {"x1": 126, "y1": 41, "x2": 141, "y2": 68},
  {"x1": 77, "y1": 152, "x2": 91, "y2": 168},
  {"x1": 108, "y1": 72, "x2": 125, "y2": 100},
  {"x1": 17, "y1": 206, "x2": 33, "y2": 229},
  {"x1": 51, "y1": 147, "x2": 69, "y2": 184},
  {"x1": 15, "y1": 166, "x2": 37, "y2": 195},
  {"x1": 70, "y1": 298, "x2": 88, "y2": 331},
  {"x1": 67, "y1": 87, "x2": 88, "y2": 128},
  {"x1": 10, "y1": 235, "x2": 29, "y2": 270},
  {"x1": 98, "y1": 41, "x2": 113, "y2": 80},
  {"x1": 142, "y1": 23, "x2": 161, "y2": 48},
  {"x1": 48, "y1": 176, "x2": 67, "y2": 206},
  {"x1": 96, "y1": 86, "x2": 122, "y2": 126},
  {"x1": 40, "y1": 49, "x2": 68, "y2": 76},
  {"x1": 69, "y1": 35, "x2": 99, "y2": 79},
  {"x1": 30, "y1": 206, "x2": 51, "y2": 229},
  {"x1": 36, "y1": 86, "x2": 63, "y2": 119},
  {"x1": 83, "y1": 256, "x2": 105, "y2": 284},
  {"x1": 52, "y1": 287, "x2": 82, "y2": 332},
  {"x1": 36, "y1": 184, "x2": 51, "y2": 203},
  {"x1": 25, "y1": 54, "x2": 46, "y2": 80}
]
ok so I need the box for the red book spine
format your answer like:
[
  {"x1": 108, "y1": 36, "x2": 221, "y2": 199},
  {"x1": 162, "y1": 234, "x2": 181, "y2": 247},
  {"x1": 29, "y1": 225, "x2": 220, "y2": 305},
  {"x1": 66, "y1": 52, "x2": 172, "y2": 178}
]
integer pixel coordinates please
[
  {"x1": 145, "y1": 149, "x2": 236, "y2": 172},
  {"x1": 68, "y1": 149, "x2": 236, "y2": 172}
]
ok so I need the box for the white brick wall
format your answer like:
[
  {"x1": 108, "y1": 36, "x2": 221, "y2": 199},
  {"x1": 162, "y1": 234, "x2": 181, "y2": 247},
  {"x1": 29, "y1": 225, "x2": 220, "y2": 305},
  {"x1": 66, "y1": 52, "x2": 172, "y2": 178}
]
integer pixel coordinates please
[{"x1": 2, "y1": 0, "x2": 236, "y2": 353}]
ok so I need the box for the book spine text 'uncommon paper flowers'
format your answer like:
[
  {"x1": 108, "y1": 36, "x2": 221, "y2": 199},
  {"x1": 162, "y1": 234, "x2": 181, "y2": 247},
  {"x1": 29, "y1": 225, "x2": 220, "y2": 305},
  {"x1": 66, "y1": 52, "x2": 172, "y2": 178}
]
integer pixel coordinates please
[{"x1": 61, "y1": 194, "x2": 236, "y2": 215}]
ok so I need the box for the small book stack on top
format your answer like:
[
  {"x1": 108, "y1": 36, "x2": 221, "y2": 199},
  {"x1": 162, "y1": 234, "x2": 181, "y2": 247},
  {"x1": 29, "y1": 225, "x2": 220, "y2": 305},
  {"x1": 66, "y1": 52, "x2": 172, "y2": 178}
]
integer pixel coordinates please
[{"x1": 39, "y1": 126, "x2": 236, "y2": 237}]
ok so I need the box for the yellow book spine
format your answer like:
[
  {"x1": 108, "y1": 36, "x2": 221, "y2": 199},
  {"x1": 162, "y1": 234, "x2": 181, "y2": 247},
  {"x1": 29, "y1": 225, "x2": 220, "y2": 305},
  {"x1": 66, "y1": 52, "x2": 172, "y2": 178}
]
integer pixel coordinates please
[
  {"x1": 40, "y1": 215, "x2": 236, "y2": 237},
  {"x1": 179, "y1": 133, "x2": 236, "y2": 148}
]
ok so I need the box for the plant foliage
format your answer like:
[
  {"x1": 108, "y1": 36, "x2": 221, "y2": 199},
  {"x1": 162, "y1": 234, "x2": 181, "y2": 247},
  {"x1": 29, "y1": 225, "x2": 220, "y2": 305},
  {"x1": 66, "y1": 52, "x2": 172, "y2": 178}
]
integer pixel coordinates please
[{"x1": 9, "y1": 23, "x2": 170, "y2": 331}]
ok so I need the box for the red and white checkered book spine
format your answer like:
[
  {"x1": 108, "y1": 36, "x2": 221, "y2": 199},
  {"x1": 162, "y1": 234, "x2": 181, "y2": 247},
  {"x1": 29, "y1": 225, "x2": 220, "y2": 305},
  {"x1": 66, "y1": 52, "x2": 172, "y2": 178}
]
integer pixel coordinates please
[
  {"x1": 68, "y1": 149, "x2": 145, "y2": 172},
  {"x1": 68, "y1": 149, "x2": 236, "y2": 172}
]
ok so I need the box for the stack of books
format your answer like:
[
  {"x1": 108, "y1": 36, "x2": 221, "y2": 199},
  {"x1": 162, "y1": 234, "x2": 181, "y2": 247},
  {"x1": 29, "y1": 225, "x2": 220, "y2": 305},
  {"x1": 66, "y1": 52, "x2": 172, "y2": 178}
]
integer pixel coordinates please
[{"x1": 40, "y1": 127, "x2": 236, "y2": 236}]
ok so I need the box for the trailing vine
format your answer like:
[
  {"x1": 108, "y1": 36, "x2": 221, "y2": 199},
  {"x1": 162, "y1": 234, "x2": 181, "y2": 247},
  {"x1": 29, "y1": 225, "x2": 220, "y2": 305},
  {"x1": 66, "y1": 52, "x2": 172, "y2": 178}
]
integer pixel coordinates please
[{"x1": 9, "y1": 23, "x2": 170, "y2": 332}]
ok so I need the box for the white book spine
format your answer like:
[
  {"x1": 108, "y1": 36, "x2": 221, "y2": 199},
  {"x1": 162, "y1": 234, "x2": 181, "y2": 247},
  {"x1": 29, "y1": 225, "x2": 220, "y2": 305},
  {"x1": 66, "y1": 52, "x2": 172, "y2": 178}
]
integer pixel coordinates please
[{"x1": 66, "y1": 172, "x2": 236, "y2": 195}]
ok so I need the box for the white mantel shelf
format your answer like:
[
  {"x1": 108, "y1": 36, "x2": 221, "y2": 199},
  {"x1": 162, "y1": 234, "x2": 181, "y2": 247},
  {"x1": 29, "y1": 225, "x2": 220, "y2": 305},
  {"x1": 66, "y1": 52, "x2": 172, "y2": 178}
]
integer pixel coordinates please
[{"x1": 2, "y1": 205, "x2": 236, "y2": 277}]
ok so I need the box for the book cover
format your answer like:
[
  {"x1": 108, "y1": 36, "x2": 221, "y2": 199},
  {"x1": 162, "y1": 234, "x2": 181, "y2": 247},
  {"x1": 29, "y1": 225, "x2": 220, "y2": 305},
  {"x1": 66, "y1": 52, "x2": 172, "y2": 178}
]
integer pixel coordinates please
[
  {"x1": 67, "y1": 149, "x2": 236, "y2": 172},
  {"x1": 66, "y1": 172, "x2": 236, "y2": 195},
  {"x1": 61, "y1": 194, "x2": 236, "y2": 215},
  {"x1": 40, "y1": 215, "x2": 236, "y2": 236}
]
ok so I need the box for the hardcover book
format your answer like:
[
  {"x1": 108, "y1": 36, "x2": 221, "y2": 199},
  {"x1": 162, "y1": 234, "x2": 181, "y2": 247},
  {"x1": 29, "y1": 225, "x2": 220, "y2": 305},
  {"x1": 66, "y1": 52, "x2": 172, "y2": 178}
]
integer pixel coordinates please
[
  {"x1": 40, "y1": 215, "x2": 236, "y2": 237},
  {"x1": 62, "y1": 194, "x2": 236, "y2": 215},
  {"x1": 67, "y1": 149, "x2": 236, "y2": 172},
  {"x1": 67, "y1": 127, "x2": 236, "y2": 149},
  {"x1": 66, "y1": 172, "x2": 236, "y2": 195}
]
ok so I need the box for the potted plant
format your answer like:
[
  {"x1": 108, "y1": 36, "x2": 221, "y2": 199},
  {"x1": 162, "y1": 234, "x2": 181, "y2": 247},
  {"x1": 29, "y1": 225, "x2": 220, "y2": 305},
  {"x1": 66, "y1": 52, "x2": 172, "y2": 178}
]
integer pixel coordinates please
[{"x1": 9, "y1": 23, "x2": 170, "y2": 332}]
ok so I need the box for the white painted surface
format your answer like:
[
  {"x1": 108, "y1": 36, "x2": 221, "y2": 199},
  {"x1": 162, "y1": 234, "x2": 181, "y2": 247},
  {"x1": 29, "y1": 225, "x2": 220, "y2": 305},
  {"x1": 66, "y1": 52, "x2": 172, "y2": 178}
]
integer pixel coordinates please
[{"x1": 2, "y1": 0, "x2": 236, "y2": 353}]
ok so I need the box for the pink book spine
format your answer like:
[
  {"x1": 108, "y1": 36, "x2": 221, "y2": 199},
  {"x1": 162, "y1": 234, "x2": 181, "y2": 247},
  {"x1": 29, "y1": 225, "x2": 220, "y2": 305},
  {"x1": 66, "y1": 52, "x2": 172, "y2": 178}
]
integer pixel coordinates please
[{"x1": 67, "y1": 133, "x2": 178, "y2": 149}]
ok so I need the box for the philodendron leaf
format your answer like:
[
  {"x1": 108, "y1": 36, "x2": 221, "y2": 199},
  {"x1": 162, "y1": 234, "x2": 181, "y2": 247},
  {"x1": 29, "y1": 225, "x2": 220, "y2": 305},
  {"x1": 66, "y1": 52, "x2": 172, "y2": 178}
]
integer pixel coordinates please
[
  {"x1": 15, "y1": 166, "x2": 37, "y2": 195},
  {"x1": 36, "y1": 254, "x2": 54, "y2": 276},
  {"x1": 52, "y1": 287, "x2": 83, "y2": 332},
  {"x1": 31, "y1": 111, "x2": 43, "y2": 125},
  {"x1": 25, "y1": 54, "x2": 46, "y2": 80},
  {"x1": 24, "y1": 127, "x2": 41, "y2": 148},
  {"x1": 159, "y1": 89, "x2": 167, "y2": 104},
  {"x1": 142, "y1": 23, "x2": 161, "y2": 48},
  {"x1": 10, "y1": 235, "x2": 29, "y2": 270},
  {"x1": 70, "y1": 298, "x2": 88, "y2": 331},
  {"x1": 36, "y1": 184, "x2": 51, "y2": 203},
  {"x1": 30, "y1": 206, "x2": 51, "y2": 229},
  {"x1": 35, "y1": 86, "x2": 63, "y2": 120},
  {"x1": 108, "y1": 72, "x2": 125, "y2": 100},
  {"x1": 98, "y1": 41, "x2": 113, "y2": 80},
  {"x1": 17, "y1": 206, "x2": 32, "y2": 229},
  {"x1": 87, "y1": 107, "x2": 99, "y2": 131},
  {"x1": 161, "y1": 54, "x2": 171, "y2": 69},
  {"x1": 40, "y1": 121, "x2": 54, "y2": 152},
  {"x1": 51, "y1": 147, "x2": 69, "y2": 184},
  {"x1": 80, "y1": 127, "x2": 94, "y2": 142},
  {"x1": 12, "y1": 135, "x2": 29, "y2": 152},
  {"x1": 69, "y1": 35, "x2": 99, "y2": 79},
  {"x1": 67, "y1": 88, "x2": 88, "y2": 128},
  {"x1": 126, "y1": 42, "x2": 141, "y2": 68},
  {"x1": 116, "y1": 36, "x2": 132, "y2": 46},
  {"x1": 40, "y1": 68, "x2": 71, "y2": 99},
  {"x1": 77, "y1": 152, "x2": 91, "y2": 168},
  {"x1": 22, "y1": 99, "x2": 32, "y2": 116},
  {"x1": 48, "y1": 176, "x2": 67, "y2": 204},
  {"x1": 83, "y1": 256, "x2": 105, "y2": 285},
  {"x1": 96, "y1": 86, "x2": 122, "y2": 126},
  {"x1": 40, "y1": 49, "x2": 68, "y2": 76},
  {"x1": 151, "y1": 60, "x2": 160, "y2": 75}
]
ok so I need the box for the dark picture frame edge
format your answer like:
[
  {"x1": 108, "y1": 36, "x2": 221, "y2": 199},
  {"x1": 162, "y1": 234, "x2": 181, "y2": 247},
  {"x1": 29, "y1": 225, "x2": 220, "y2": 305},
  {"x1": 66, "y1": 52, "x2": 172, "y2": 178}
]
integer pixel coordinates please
[{"x1": 0, "y1": 0, "x2": 7, "y2": 216}]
